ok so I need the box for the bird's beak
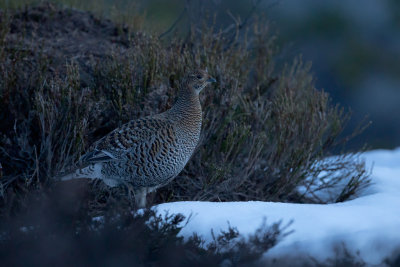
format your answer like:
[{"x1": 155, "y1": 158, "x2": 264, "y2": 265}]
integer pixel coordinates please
[{"x1": 207, "y1": 77, "x2": 216, "y2": 83}]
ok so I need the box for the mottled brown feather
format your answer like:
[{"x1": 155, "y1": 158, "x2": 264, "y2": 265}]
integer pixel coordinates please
[{"x1": 60, "y1": 69, "x2": 215, "y2": 207}]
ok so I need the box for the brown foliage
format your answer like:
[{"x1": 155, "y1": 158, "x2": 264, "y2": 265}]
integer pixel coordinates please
[{"x1": 0, "y1": 4, "x2": 369, "y2": 216}]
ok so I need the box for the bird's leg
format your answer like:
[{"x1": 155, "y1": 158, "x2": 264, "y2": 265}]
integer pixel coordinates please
[
  {"x1": 134, "y1": 188, "x2": 148, "y2": 208},
  {"x1": 122, "y1": 183, "x2": 147, "y2": 208},
  {"x1": 123, "y1": 182, "x2": 135, "y2": 200}
]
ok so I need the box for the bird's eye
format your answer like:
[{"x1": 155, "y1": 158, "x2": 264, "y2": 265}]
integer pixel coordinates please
[{"x1": 196, "y1": 75, "x2": 202, "y2": 79}]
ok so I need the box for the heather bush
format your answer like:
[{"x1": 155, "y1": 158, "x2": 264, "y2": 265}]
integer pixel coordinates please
[
  {"x1": 0, "y1": 188, "x2": 288, "y2": 266},
  {"x1": 0, "y1": 2, "x2": 369, "y2": 215},
  {"x1": 263, "y1": 243, "x2": 400, "y2": 267}
]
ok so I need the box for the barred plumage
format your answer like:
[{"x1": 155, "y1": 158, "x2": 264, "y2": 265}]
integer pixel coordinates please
[{"x1": 59, "y1": 69, "x2": 216, "y2": 207}]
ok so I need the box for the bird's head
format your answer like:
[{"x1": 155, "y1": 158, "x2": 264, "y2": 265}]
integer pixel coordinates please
[{"x1": 186, "y1": 69, "x2": 216, "y2": 94}]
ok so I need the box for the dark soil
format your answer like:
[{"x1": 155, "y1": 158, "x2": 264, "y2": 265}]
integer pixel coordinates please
[{"x1": 4, "y1": 2, "x2": 130, "y2": 86}]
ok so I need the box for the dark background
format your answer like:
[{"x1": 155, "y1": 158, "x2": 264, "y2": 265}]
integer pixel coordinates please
[{"x1": 266, "y1": 0, "x2": 400, "y2": 150}]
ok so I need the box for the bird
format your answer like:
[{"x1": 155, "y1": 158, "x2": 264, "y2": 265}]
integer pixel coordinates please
[{"x1": 59, "y1": 69, "x2": 216, "y2": 208}]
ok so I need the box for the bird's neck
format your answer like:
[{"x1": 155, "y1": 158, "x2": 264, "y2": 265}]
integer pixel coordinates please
[
  {"x1": 169, "y1": 86, "x2": 202, "y2": 136},
  {"x1": 170, "y1": 87, "x2": 202, "y2": 118}
]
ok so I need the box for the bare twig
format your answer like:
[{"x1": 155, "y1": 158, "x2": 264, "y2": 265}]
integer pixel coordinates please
[
  {"x1": 158, "y1": 5, "x2": 187, "y2": 39},
  {"x1": 222, "y1": 0, "x2": 279, "y2": 51},
  {"x1": 221, "y1": 0, "x2": 262, "y2": 50}
]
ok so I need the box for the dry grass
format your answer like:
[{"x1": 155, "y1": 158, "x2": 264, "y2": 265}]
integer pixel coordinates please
[{"x1": 0, "y1": 3, "x2": 370, "y2": 217}]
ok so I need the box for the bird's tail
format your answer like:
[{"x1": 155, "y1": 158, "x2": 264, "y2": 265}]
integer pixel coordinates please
[
  {"x1": 57, "y1": 164, "x2": 102, "y2": 181},
  {"x1": 58, "y1": 171, "x2": 76, "y2": 181}
]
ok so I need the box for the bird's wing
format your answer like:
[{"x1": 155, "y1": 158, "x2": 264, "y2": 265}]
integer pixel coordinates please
[{"x1": 79, "y1": 115, "x2": 176, "y2": 165}]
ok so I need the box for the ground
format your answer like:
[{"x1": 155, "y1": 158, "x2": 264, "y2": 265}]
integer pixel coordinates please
[{"x1": 4, "y1": 3, "x2": 129, "y2": 86}]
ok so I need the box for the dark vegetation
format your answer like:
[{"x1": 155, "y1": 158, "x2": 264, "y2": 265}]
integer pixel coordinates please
[
  {"x1": 0, "y1": 187, "x2": 290, "y2": 266},
  {"x1": 264, "y1": 244, "x2": 400, "y2": 267},
  {"x1": 0, "y1": 2, "x2": 369, "y2": 208},
  {"x1": 0, "y1": 2, "x2": 374, "y2": 266}
]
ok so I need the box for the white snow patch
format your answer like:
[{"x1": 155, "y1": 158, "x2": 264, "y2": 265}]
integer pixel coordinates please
[{"x1": 155, "y1": 147, "x2": 400, "y2": 265}]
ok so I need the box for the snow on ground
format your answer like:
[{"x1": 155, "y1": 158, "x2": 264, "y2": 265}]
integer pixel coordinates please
[{"x1": 155, "y1": 148, "x2": 400, "y2": 264}]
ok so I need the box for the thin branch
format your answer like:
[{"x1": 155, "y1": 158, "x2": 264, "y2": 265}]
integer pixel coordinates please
[
  {"x1": 223, "y1": 0, "x2": 264, "y2": 50},
  {"x1": 158, "y1": 5, "x2": 187, "y2": 39}
]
